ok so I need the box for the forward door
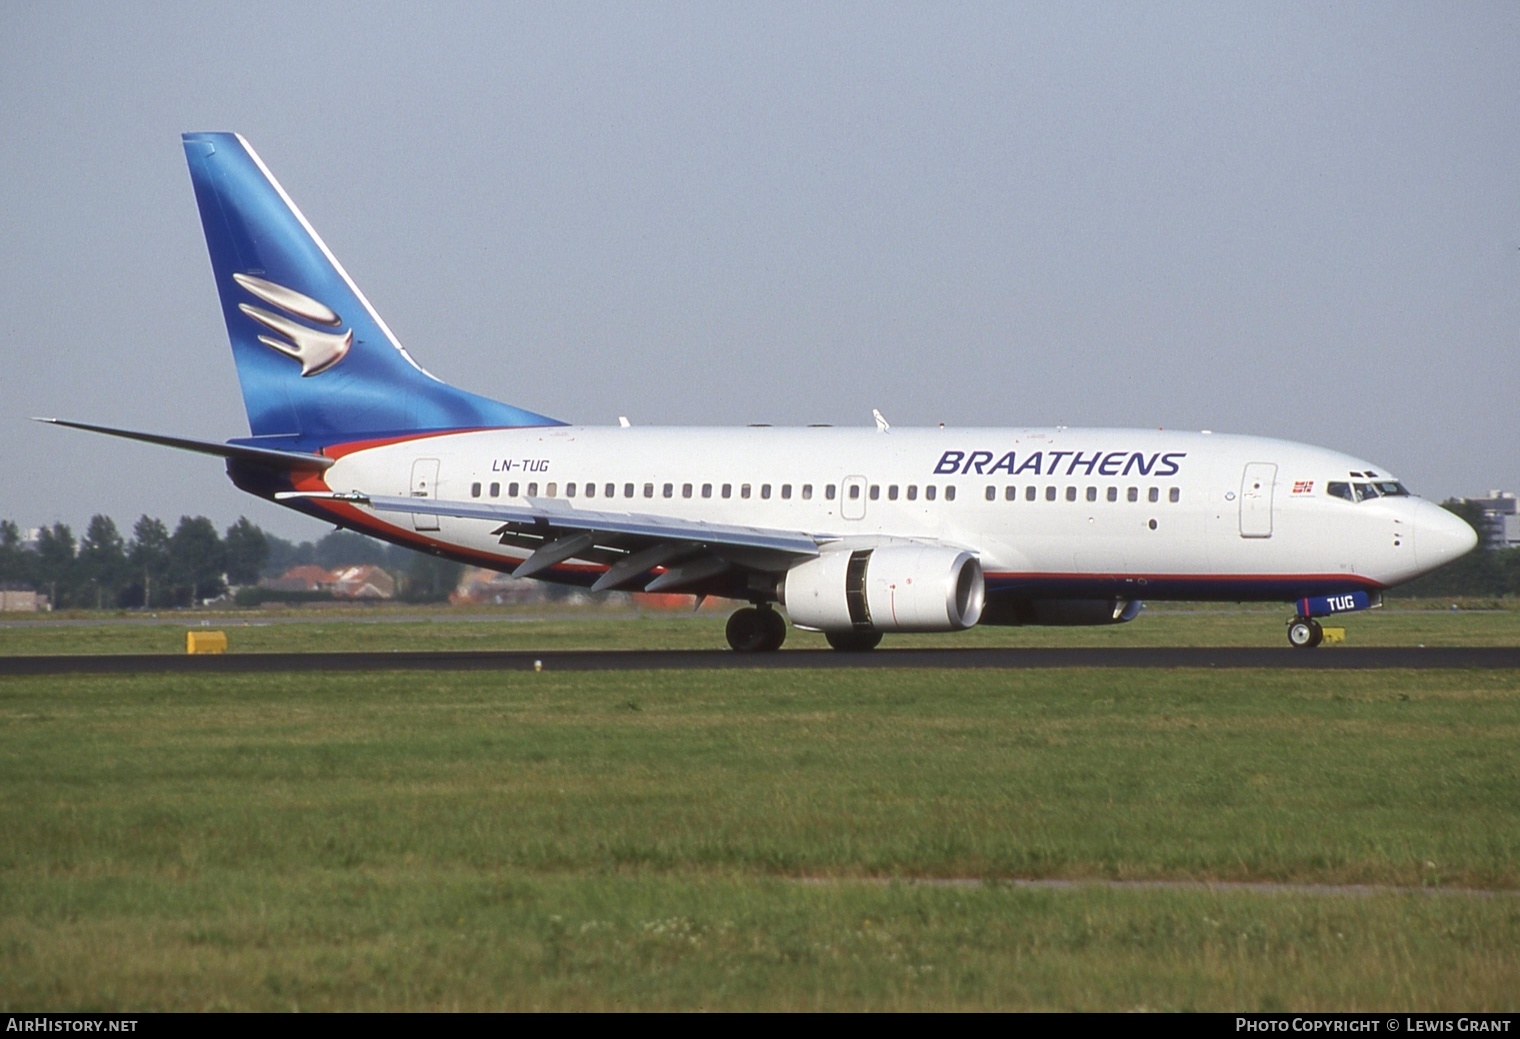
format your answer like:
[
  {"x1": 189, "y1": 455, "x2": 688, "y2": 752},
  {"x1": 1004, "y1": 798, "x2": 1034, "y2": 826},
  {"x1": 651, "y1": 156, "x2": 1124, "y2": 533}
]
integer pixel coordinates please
[{"x1": 1239, "y1": 463, "x2": 1277, "y2": 538}]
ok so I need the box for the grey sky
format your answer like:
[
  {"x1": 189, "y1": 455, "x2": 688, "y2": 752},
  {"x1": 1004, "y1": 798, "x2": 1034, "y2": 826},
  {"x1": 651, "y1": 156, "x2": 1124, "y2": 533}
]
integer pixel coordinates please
[{"x1": 3, "y1": 2, "x2": 1516, "y2": 541}]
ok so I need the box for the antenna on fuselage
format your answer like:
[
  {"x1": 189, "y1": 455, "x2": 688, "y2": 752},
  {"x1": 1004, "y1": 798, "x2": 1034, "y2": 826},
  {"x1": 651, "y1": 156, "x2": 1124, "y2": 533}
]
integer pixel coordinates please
[{"x1": 872, "y1": 409, "x2": 890, "y2": 433}]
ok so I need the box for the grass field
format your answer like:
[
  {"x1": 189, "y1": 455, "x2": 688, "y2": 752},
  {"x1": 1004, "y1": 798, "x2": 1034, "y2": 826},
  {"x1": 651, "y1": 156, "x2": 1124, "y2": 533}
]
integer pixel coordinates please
[
  {"x1": 2, "y1": 599, "x2": 1519, "y2": 655},
  {"x1": 3, "y1": 623, "x2": 1519, "y2": 1010}
]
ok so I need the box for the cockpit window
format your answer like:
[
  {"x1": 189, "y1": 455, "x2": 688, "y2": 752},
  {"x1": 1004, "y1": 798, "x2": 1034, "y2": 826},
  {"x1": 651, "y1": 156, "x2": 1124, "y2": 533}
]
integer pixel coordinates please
[{"x1": 1328, "y1": 479, "x2": 1409, "y2": 503}]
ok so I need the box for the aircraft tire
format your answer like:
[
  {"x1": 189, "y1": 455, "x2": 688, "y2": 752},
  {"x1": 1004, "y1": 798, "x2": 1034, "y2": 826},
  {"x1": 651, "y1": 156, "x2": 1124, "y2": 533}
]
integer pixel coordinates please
[
  {"x1": 1287, "y1": 618, "x2": 1324, "y2": 648},
  {"x1": 760, "y1": 606, "x2": 787, "y2": 651},
  {"x1": 825, "y1": 630, "x2": 883, "y2": 652},
  {"x1": 727, "y1": 607, "x2": 786, "y2": 652}
]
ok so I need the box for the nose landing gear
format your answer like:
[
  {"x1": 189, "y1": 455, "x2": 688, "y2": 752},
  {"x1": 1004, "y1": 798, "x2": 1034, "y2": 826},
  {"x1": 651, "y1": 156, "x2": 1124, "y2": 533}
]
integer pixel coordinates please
[
  {"x1": 1287, "y1": 616, "x2": 1324, "y2": 648},
  {"x1": 726, "y1": 604, "x2": 787, "y2": 652}
]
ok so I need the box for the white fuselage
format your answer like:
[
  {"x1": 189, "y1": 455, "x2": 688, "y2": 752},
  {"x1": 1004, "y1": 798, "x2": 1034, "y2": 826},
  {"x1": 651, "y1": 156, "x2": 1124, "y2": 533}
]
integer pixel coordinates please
[{"x1": 310, "y1": 425, "x2": 1471, "y2": 601}]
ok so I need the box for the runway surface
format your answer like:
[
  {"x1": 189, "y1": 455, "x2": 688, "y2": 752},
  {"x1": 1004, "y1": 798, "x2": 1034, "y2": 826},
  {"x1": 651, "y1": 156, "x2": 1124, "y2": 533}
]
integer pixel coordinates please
[{"x1": 5, "y1": 646, "x2": 1520, "y2": 676}]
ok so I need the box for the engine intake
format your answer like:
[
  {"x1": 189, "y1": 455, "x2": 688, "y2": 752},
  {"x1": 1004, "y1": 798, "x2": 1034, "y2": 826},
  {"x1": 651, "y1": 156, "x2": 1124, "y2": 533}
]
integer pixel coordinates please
[{"x1": 780, "y1": 546, "x2": 985, "y2": 632}]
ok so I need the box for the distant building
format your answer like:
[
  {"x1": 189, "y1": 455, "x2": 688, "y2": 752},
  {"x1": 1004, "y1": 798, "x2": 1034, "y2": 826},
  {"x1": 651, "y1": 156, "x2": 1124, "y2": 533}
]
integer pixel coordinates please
[
  {"x1": 452, "y1": 567, "x2": 542, "y2": 605},
  {"x1": 1463, "y1": 491, "x2": 1520, "y2": 551},
  {"x1": 0, "y1": 587, "x2": 48, "y2": 612},
  {"x1": 330, "y1": 565, "x2": 396, "y2": 600},
  {"x1": 261, "y1": 565, "x2": 339, "y2": 595},
  {"x1": 259, "y1": 564, "x2": 395, "y2": 600}
]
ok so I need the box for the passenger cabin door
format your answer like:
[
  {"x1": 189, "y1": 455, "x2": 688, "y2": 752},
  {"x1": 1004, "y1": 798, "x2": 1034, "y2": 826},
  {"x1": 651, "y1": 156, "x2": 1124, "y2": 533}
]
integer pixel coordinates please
[
  {"x1": 410, "y1": 458, "x2": 441, "y2": 531},
  {"x1": 1239, "y1": 463, "x2": 1277, "y2": 538}
]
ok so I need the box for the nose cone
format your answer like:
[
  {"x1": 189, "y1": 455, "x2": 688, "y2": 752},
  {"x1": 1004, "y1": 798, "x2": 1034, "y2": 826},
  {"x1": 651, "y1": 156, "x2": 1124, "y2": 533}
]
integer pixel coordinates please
[{"x1": 1415, "y1": 500, "x2": 1479, "y2": 572}]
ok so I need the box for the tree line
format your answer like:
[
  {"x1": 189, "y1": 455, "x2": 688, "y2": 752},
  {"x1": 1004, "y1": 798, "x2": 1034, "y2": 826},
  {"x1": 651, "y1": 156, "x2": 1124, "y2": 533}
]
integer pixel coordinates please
[
  {"x1": 0, "y1": 516, "x2": 462, "y2": 608},
  {"x1": 3, "y1": 500, "x2": 1514, "y2": 610}
]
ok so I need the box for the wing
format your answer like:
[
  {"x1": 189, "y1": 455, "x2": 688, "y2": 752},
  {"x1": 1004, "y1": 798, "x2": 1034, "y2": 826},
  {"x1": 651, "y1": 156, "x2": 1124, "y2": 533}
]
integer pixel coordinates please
[{"x1": 279, "y1": 490, "x2": 828, "y2": 593}]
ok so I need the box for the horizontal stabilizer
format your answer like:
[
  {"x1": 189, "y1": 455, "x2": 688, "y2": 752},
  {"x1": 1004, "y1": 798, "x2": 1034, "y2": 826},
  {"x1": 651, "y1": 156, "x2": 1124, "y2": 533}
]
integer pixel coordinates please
[{"x1": 38, "y1": 418, "x2": 334, "y2": 470}]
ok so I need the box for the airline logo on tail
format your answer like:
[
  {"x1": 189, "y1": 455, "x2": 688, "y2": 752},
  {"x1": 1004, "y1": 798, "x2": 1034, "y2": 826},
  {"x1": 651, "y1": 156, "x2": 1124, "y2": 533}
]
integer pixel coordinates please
[{"x1": 233, "y1": 273, "x2": 351, "y2": 377}]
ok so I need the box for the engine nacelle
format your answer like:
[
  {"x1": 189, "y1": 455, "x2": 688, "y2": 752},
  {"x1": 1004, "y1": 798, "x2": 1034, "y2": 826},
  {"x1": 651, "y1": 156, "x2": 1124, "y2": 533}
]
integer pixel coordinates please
[{"x1": 780, "y1": 546, "x2": 985, "y2": 632}]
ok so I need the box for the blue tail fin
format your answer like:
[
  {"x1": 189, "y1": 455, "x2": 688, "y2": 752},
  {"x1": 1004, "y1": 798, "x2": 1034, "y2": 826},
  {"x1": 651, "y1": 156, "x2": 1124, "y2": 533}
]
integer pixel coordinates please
[{"x1": 182, "y1": 133, "x2": 561, "y2": 446}]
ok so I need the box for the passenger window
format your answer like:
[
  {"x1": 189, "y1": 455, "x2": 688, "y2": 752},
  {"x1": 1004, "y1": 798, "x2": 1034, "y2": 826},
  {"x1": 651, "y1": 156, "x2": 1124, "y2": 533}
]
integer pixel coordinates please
[
  {"x1": 643, "y1": 483, "x2": 654, "y2": 498},
  {"x1": 1127, "y1": 487, "x2": 1138, "y2": 502},
  {"x1": 986, "y1": 486, "x2": 997, "y2": 502},
  {"x1": 722, "y1": 483, "x2": 732, "y2": 499},
  {"x1": 605, "y1": 483, "x2": 615, "y2": 498},
  {"x1": 565, "y1": 483, "x2": 576, "y2": 498},
  {"x1": 945, "y1": 485, "x2": 956, "y2": 502},
  {"x1": 825, "y1": 485, "x2": 836, "y2": 501},
  {"x1": 1065, "y1": 486, "x2": 1076, "y2": 502},
  {"x1": 1025, "y1": 486, "x2": 1036, "y2": 502},
  {"x1": 926, "y1": 486, "x2": 937, "y2": 501},
  {"x1": 623, "y1": 483, "x2": 634, "y2": 498},
  {"x1": 584, "y1": 483, "x2": 595, "y2": 498},
  {"x1": 847, "y1": 485, "x2": 860, "y2": 500},
  {"x1": 547, "y1": 483, "x2": 558, "y2": 498},
  {"x1": 1005, "y1": 486, "x2": 1017, "y2": 501},
  {"x1": 888, "y1": 485, "x2": 899, "y2": 501},
  {"x1": 661, "y1": 483, "x2": 672, "y2": 498},
  {"x1": 1046, "y1": 486, "x2": 1057, "y2": 501},
  {"x1": 1086, "y1": 486, "x2": 1097, "y2": 502},
  {"x1": 470, "y1": 482, "x2": 482, "y2": 498},
  {"x1": 702, "y1": 483, "x2": 712, "y2": 498},
  {"x1": 869, "y1": 485, "x2": 880, "y2": 501},
  {"x1": 741, "y1": 484, "x2": 752, "y2": 499},
  {"x1": 682, "y1": 483, "x2": 693, "y2": 499},
  {"x1": 1169, "y1": 487, "x2": 1180, "y2": 503},
  {"x1": 1107, "y1": 487, "x2": 1117, "y2": 502},
  {"x1": 527, "y1": 482, "x2": 538, "y2": 497},
  {"x1": 802, "y1": 484, "x2": 813, "y2": 500},
  {"x1": 1148, "y1": 487, "x2": 1159, "y2": 503},
  {"x1": 509, "y1": 482, "x2": 520, "y2": 497},
  {"x1": 761, "y1": 484, "x2": 772, "y2": 500},
  {"x1": 782, "y1": 484, "x2": 792, "y2": 500},
  {"x1": 907, "y1": 486, "x2": 918, "y2": 501}
]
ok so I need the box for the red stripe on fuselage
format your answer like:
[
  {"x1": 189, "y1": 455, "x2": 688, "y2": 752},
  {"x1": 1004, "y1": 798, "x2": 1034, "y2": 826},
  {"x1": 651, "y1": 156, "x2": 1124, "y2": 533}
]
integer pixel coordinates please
[{"x1": 983, "y1": 571, "x2": 1385, "y2": 588}]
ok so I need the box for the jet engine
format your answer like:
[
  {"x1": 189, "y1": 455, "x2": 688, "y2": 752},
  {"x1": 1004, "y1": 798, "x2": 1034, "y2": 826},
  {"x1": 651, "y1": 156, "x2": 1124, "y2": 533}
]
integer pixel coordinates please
[{"x1": 779, "y1": 546, "x2": 985, "y2": 632}]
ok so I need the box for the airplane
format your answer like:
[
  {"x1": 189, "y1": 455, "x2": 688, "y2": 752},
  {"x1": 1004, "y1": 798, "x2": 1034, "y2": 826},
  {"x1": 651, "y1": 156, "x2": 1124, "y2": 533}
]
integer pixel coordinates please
[{"x1": 43, "y1": 132, "x2": 1478, "y2": 651}]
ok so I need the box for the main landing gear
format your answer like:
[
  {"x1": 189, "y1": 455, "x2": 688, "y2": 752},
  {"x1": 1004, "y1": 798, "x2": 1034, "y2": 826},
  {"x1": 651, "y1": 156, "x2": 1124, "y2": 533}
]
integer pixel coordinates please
[
  {"x1": 1287, "y1": 616, "x2": 1324, "y2": 649},
  {"x1": 824, "y1": 631, "x2": 883, "y2": 652},
  {"x1": 723, "y1": 606, "x2": 886, "y2": 653},
  {"x1": 726, "y1": 604, "x2": 787, "y2": 652}
]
